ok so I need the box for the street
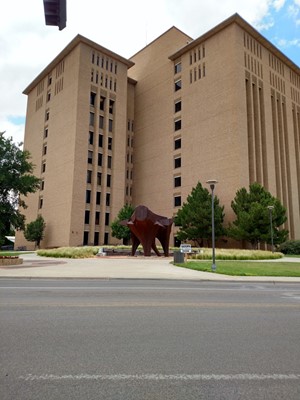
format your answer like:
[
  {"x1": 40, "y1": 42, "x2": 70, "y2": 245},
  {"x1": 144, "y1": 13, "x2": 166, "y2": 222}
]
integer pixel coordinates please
[{"x1": 1, "y1": 279, "x2": 300, "y2": 399}]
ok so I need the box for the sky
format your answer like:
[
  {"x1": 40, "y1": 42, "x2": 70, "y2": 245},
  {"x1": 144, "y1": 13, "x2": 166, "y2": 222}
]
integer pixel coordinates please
[{"x1": 1, "y1": 0, "x2": 299, "y2": 145}]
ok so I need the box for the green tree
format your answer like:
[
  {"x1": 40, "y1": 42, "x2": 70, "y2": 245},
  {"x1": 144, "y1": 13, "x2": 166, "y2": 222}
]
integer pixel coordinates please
[
  {"x1": 111, "y1": 204, "x2": 135, "y2": 245},
  {"x1": 24, "y1": 215, "x2": 46, "y2": 248},
  {"x1": 0, "y1": 132, "x2": 40, "y2": 245},
  {"x1": 228, "y1": 182, "x2": 288, "y2": 248},
  {"x1": 174, "y1": 182, "x2": 225, "y2": 247}
]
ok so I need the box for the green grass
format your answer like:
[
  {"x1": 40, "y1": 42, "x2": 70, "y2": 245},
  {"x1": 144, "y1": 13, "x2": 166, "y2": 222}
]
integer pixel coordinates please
[
  {"x1": 189, "y1": 248, "x2": 283, "y2": 260},
  {"x1": 176, "y1": 260, "x2": 300, "y2": 277},
  {"x1": 285, "y1": 254, "x2": 300, "y2": 258},
  {"x1": 0, "y1": 251, "x2": 33, "y2": 256}
]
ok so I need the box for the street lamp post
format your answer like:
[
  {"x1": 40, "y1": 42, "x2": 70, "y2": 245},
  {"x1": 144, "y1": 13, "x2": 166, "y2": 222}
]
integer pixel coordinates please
[
  {"x1": 206, "y1": 180, "x2": 218, "y2": 272},
  {"x1": 267, "y1": 205, "x2": 274, "y2": 253}
]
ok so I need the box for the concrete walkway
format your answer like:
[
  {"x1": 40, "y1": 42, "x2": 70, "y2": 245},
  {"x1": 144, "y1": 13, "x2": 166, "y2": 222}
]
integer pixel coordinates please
[{"x1": 0, "y1": 252, "x2": 299, "y2": 282}]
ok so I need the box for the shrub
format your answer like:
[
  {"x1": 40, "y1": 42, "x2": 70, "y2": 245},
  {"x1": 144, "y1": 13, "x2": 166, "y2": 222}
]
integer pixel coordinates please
[
  {"x1": 279, "y1": 240, "x2": 300, "y2": 255},
  {"x1": 189, "y1": 248, "x2": 283, "y2": 260}
]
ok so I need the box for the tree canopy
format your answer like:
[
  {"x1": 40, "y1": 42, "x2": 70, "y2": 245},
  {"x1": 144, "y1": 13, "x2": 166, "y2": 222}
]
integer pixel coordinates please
[
  {"x1": 174, "y1": 182, "x2": 225, "y2": 247},
  {"x1": 24, "y1": 215, "x2": 46, "y2": 248},
  {"x1": 111, "y1": 204, "x2": 135, "y2": 245},
  {"x1": 228, "y1": 182, "x2": 288, "y2": 248},
  {"x1": 0, "y1": 132, "x2": 40, "y2": 245}
]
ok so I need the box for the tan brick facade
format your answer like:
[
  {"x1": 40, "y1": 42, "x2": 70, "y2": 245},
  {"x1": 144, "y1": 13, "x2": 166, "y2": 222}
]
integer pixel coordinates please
[{"x1": 15, "y1": 14, "x2": 300, "y2": 250}]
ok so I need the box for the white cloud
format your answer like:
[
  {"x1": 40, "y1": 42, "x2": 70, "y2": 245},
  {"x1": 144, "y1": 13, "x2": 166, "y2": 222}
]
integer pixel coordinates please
[{"x1": 0, "y1": 0, "x2": 296, "y2": 143}]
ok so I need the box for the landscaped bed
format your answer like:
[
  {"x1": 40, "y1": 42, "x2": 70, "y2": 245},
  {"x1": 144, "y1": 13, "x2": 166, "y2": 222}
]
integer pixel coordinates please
[{"x1": 0, "y1": 256, "x2": 23, "y2": 266}]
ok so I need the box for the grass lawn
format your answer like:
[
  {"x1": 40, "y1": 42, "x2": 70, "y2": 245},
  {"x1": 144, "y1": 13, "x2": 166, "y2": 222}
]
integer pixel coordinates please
[
  {"x1": 0, "y1": 251, "x2": 33, "y2": 257},
  {"x1": 176, "y1": 260, "x2": 300, "y2": 277}
]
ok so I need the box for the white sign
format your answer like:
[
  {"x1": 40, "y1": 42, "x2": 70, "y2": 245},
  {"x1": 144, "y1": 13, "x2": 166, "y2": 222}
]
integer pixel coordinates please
[{"x1": 180, "y1": 244, "x2": 192, "y2": 253}]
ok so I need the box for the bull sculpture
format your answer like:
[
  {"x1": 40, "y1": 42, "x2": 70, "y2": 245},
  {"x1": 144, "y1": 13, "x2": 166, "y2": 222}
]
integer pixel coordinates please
[{"x1": 120, "y1": 205, "x2": 173, "y2": 257}]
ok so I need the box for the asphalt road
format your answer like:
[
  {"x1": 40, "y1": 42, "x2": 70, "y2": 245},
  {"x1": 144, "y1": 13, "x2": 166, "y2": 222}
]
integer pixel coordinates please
[{"x1": 1, "y1": 279, "x2": 300, "y2": 399}]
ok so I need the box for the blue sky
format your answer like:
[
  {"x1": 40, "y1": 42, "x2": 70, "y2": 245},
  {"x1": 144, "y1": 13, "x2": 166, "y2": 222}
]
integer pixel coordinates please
[{"x1": 0, "y1": 0, "x2": 299, "y2": 144}]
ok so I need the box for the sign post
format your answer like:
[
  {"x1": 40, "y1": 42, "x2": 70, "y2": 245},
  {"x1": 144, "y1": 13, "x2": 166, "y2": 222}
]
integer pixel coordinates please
[{"x1": 180, "y1": 244, "x2": 192, "y2": 263}]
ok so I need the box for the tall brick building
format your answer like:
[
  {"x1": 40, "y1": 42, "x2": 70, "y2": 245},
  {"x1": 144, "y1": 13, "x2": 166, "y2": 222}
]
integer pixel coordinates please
[{"x1": 16, "y1": 14, "x2": 300, "y2": 249}]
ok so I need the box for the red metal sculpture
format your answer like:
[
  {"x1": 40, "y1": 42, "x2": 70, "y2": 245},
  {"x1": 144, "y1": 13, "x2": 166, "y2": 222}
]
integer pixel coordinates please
[{"x1": 120, "y1": 205, "x2": 173, "y2": 257}]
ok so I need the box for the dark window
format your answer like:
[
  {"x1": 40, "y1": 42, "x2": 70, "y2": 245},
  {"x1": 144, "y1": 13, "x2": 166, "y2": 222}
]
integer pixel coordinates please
[
  {"x1": 96, "y1": 55, "x2": 100, "y2": 66},
  {"x1": 42, "y1": 162, "x2": 46, "y2": 173},
  {"x1": 100, "y1": 96, "x2": 105, "y2": 111},
  {"x1": 174, "y1": 176, "x2": 181, "y2": 187},
  {"x1": 90, "y1": 92, "x2": 96, "y2": 106},
  {"x1": 88, "y1": 150, "x2": 93, "y2": 164},
  {"x1": 39, "y1": 198, "x2": 43, "y2": 209},
  {"x1": 105, "y1": 213, "x2": 110, "y2": 225},
  {"x1": 175, "y1": 101, "x2": 181, "y2": 113},
  {"x1": 95, "y1": 212, "x2": 100, "y2": 225},
  {"x1": 84, "y1": 210, "x2": 90, "y2": 224},
  {"x1": 89, "y1": 112, "x2": 94, "y2": 126},
  {"x1": 47, "y1": 91, "x2": 51, "y2": 102},
  {"x1": 107, "y1": 174, "x2": 111, "y2": 187},
  {"x1": 109, "y1": 119, "x2": 113, "y2": 132},
  {"x1": 99, "y1": 116, "x2": 104, "y2": 129},
  {"x1": 174, "y1": 157, "x2": 181, "y2": 168},
  {"x1": 48, "y1": 75, "x2": 52, "y2": 86},
  {"x1": 98, "y1": 153, "x2": 102, "y2": 166},
  {"x1": 174, "y1": 62, "x2": 181, "y2": 74},
  {"x1": 86, "y1": 190, "x2": 91, "y2": 203},
  {"x1": 174, "y1": 138, "x2": 181, "y2": 150},
  {"x1": 87, "y1": 170, "x2": 92, "y2": 183},
  {"x1": 41, "y1": 180, "x2": 44, "y2": 190},
  {"x1": 96, "y1": 191, "x2": 101, "y2": 205},
  {"x1": 94, "y1": 232, "x2": 99, "y2": 246},
  {"x1": 174, "y1": 196, "x2": 181, "y2": 207},
  {"x1": 98, "y1": 134, "x2": 103, "y2": 147},
  {"x1": 89, "y1": 131, "x2": 94, "y2": 145},
  {"x1": 83, "y1": 231, "x2": 89, "y2": 245},
  {"x1": 174, "y1": 119, "x2": 181, "y2": 131},
  {"x1": 43, "y1": 145, "x2": 47, "y2": 155},
  {"x1": 45, "y1": 110, "x2": 50, "y2": 121},
  {"x1": 109, "y1": 99, "x2": 114, "y2": 114},
  {"x1": 175, "y1": 80, "x2": 182, "y2": 91},
  {"x1": 104, "y1": 232, "x2": 109, "y2": 245},
  {"x1": 108, "y1": 137, "x2": 112, "y2": 150},
  {"x1": 106, "y1": 193, "x2": 110, "y2": 206},
  {"x1": 44, "y1": 128, "x2": 48, "y2": 138},
  {"x1": 107, "y1": 155, "x2": 112, "y2": 169},
  {"x1": 97, "y1": 172, "x2": 102, "y2": 186}
]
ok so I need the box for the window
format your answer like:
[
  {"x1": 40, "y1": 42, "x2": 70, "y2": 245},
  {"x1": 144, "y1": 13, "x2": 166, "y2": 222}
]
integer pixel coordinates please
[
  {"x1": 98, "y1": 134, "x2": 103, "y2": 147},
  {"x1": 110, "y1": 62, "x2": 113, "y2": 72},
  {"x1": 48, "y1": 75, "x2": 52, "y2": 86},
  {"x1": 174, "y1": 196, "x2": 181, "y2": 207},
  {"x1": 174, "y1": 176, "x2": 181, "y2": 187},
  {"x1": 97, "y1": 172, "x2": 102, "y2": 185},
  {"x1": 98, "y1": 153, "x2": 102, "y2": 166},
  {"x1": 104, "y1": 232, "x2": 109, "y2": 245},
  {"x1": 47, "y1": 91, "x2": 51, "y2": 102},
  {"x1": 107, "y1": 155, "x2": 112, "y2": 169},
  {"x1": 89, "y1": 112, "x2": 94, "y2": 126},
  {"x1": 174, "y1": 119, "x2": 181, "y2": 131},
  {"x1": 94, "y1": 232, "x2": 99, "y2": 246},
  {"x1": 99, "y1": 116, "x2": 104, "y2": 129},
  {"x1": 108, "y1": 137, "x2": 112, "y2": 150},
  {"x1": 84, "y1": 210, "x2": 90, "y2": 224},
  {"x1": 109, "y1": 119, "x2": 113, "y2": 132},
  {"x1": 174, "y1": 80, "x2": 182, "y2": 91},
  {"x1": 109, "y1": 99, "x2": 114, "y2": 114},
  {"x1": 45, "y1": 110, "x2": 50, "y2": 121},
  {"x1": 203, "y1": 64, "x2": 206, "y2": 77},
  {"x1": 175, "y1": 101, "x2": 181, "y2": 113},
  {"x1": 105, "y1": 213, "x2": 110, "y2": 225},
  {"x1": 174, "y1": 157, "x2": 181, "y2": 169},
  {"x1": 114, "y1": 80, "x2": 117, "y2": 92},
  {"x1": 115, "y1": 64, "x2": 118, "y2": 74},
  {"x1": 95, "y1": 211, "x2": 100, "y2": 225},
  {"x1": 203, "y1": 45, "x2": 205, "y2": 57},
  {"x1": 40, "y1": 180, "x2": 44, "y2": 191},
  {"x1": 88, "y1": 150, "x2": 93, "y2": 164},
  {"x1": 96, "y1": 55, "x2": 100, "y2": 66},
  {"x1": 90, "y1": 92, "x2": 96, "y2": 106},
  {"x1": 83, "y1": 231, "x2": 89, "y2": 245},
  {"x1": 198, "y1": 66, "x2": 202, "y2": 79},
  {"x1": 87, "y1": 170, "x2": 92, "y2": 183},
  {"x1": 86, "y1": 190, "x2": 91, "y2": 203},
  {"x1": 39, "y1": 198, "x2": 43, "y2": 209},
  {"x1": 89, "y1": 131, "x2": 94, "y2": 145},
  {"x1": 43, "y1": 145, "x2": 47, "y2": 155},
  {"x1": 106, "y1": 193, "x2": 110, "y2": 206},
  {"x1": 100, "y1": 96, "x2": 105, "y2": 111},
  {"x1": 96, "y1": 191, "x2": 101, "y2": 205},
  {"x1": 107, "y1": 174, "x2": 111, "y2": 187},
  {"x1": 174, "y1": 62, "x2": 181, "y2": 74},
  {"x1": 42, "y1": 162, "x2": 46, "y2": 173},
  {"x1": 44, "y1": 128, "x2": 48, "y2": 138},
  {"x1": 174, "y1": 138, "x2": 181, "y2": 150}
]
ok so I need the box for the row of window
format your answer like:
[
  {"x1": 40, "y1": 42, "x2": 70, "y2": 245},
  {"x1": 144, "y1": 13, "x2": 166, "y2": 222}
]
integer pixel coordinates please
[
  {"x1": 84, "y1": 210, "x2": 110, "y2": 226},
  {"x1": 244, "y1": 33, "x2": 262, "y2": 60},
  {"x1": 85, "y1": 190, "x2": 111, "y2": 206},
  {"x1": 90, "y1": 93, "x2": 115, "y2": 113},
  {"x1": 91, "y1": 52, "x2": 118, "y2": 74},
  {"x1": 91, "y1": 70, "x2": 117, "y2": 91},
  {"x1": 90, "y1": 112, "x2": 113, "y2": 131},
  {"x1": 87, "y1": 170, "x2": 111, "y2": 186},
  {"x1": 89, "y1": 132, "x2": 113, "y2": 149},
  {"x1": 190, "y1": 64, "x2": 206, "y2": 83},
  {"x1": 87, "y1": 151, "x2": 112, "y2": 168},
  {"x1": 244, "y1": 53, "x2": 263, "y2": 79},
  {"x1": 190, "y1": 44, "x2": 206, "y2": 65},
  {"x1": 83, "y1": 231, "x2": 109, "y2": 246}
]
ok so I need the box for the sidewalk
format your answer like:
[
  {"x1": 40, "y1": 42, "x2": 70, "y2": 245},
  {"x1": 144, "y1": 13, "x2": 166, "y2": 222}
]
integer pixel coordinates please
[{"x1": 0, "y1": 252, "x2": 300, "y2": 282}]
